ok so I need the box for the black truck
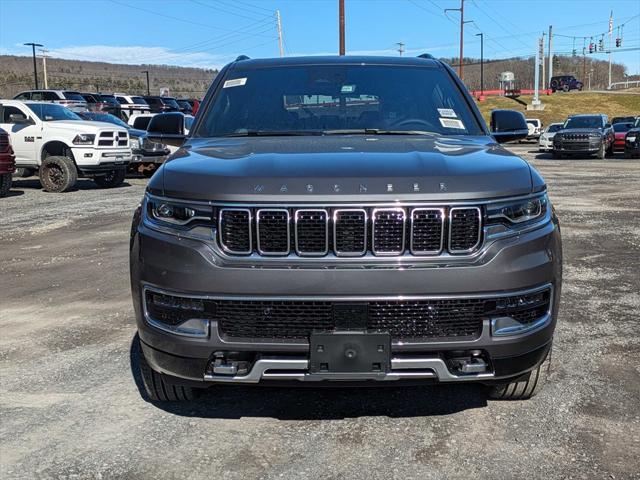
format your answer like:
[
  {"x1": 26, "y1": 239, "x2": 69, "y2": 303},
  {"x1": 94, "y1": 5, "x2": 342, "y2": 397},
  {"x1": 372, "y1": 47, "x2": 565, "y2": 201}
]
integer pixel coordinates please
[{"x1": 130, "y1": 55, "x2": 563, "y2": 402}]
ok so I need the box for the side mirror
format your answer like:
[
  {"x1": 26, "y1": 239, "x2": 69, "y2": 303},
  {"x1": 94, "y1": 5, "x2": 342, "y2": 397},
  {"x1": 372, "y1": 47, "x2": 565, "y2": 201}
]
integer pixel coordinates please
[
  {"x1": 9, "y1": 113, "x2": 33, "y2": 124},
  {"x1": 605, "y1": 123, "x2": 612, "y2": 129},
  {"x1": 490, "y1": 109, "x2": 529, "y2": 143},
  {"x1": 146, "y1": 112, "x2": 186, "y2": 148}
]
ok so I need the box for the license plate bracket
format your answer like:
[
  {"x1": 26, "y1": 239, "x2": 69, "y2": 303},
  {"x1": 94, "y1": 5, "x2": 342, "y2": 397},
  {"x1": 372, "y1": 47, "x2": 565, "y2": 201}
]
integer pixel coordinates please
[{"x1": 309, "y1": 331, "x2": 391, "y2": 374}]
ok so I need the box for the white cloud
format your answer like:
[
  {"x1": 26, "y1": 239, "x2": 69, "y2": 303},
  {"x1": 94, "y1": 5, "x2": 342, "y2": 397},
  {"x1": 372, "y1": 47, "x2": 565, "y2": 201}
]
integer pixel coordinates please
[{"x1": 2, "y1": 44, "x2": 232, "y2": 69}]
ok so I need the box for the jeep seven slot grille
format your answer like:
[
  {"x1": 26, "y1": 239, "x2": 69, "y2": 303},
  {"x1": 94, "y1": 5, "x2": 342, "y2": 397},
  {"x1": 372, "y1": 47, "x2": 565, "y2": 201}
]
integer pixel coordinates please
[{"x1": 218, "y1": 206, "x2": 482, "y2": 257}]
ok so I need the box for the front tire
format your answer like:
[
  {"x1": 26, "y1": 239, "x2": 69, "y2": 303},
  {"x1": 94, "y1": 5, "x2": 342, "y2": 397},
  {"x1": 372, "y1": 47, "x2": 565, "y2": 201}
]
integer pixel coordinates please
[
  {"x1": 39, "y1": 156, "x2": 77, "y2": 193},
  {"x1": 138, "y1": 347, "x2": 198, "y2": 402},
  {"x1": 0, "y1": 173, "x2": 12, "y2": 197},
  {"x1": 488, "y1": 348, "x2": 552, "y2": 400},
  {"x1": 93, "y1": 169, "x2": 126, "y2": 188},
  {"x1": 597, "y1": 143, "x2": 606, "y2": 159}
]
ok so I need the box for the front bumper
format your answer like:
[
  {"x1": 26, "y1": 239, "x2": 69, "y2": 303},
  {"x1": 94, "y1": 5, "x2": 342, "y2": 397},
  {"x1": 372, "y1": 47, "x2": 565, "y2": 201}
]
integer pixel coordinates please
[
  {"x1": 538, "y1": 138, "x2": 553, "y2": 151},
  {"x1": 72, "y1": 147, "x2": 132, "y2": 175},
  {"x1": 131, "y1": 152, "x2": 169, "y2": 164},
  {"x1": 130, "y1": 210, "x2": 562, "y2": 386}
]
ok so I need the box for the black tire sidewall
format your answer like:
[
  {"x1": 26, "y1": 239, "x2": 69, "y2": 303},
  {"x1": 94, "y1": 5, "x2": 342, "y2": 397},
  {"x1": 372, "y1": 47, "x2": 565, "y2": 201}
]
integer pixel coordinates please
[
  {"x1": 0, "y1": 173, "x2": 12, "y2": 197},
  {"x1": 94, "y1": 169, "x2": 126, "y2": 188}
]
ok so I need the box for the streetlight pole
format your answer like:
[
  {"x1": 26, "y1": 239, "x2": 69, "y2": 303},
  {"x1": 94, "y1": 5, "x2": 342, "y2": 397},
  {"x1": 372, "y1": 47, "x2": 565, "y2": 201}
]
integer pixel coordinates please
[
  {"x1": 475, "y1": 32, "x2": 484, "y2": 96},
  {"x1": 142, "y1": 70, "x2": 150, "y2": 95},
  {"x1": 24, "y1": 42, "x2": 43, "y2": 89},
  {"x1": 339, "y1": 0, "x2": 345, "y2": 55}
]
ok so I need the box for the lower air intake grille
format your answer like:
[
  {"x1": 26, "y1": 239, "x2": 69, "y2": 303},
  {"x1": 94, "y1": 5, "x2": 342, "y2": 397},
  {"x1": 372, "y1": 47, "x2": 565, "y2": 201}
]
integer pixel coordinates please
[{"x1": 449, "y1": 207, "x2": 481, "y2": 253}]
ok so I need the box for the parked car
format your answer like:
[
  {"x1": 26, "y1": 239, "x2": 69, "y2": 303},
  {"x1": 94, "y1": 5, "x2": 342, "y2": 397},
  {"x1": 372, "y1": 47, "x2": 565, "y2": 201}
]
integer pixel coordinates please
[
  {"x1": 612, "y1": 122, "x2": 634, "y2": 152},
  {"x1": 132, "y1": 54, "x2": 561, "y2": 403},
  {"x1": 538, "y1": 123, "x2": 564, "y2": 152},
  {"x1": 526, "y1": 118, "x2": 543, "y2": 140},
  {"x1": 114, "y1": 94, "x2": 151, "y2": 120},
  {"x1": 0, "y1": 128, "x2": 15, "y2": 197},
  {"x1": 185, "y1": 98, "x2": 200, "y2": 115},
  {"x1": 0, "y1": 100, "x2": 131, "y2": 192},
  {"x1": 13, "y1": 89, "x2": 87, "y2": 112},
  {"x1": 176, "y1": 99, "x2": 193, "y2": 115},
  {"x1": 78, "y1": 111, "x2": 170, "y2": 176},
  {"x1": 128, "y1": 113, "x2": 156, "y2": 130},
  {"x1": 624, "y1": 117, "x2": 640, "y2": 158},
  {"x1": 549, "y1": 75, "x2": 583, "y2": 93},
  {"x1": 142, "y1": 96, "x2": 180, "y2": 113},
  {"x1": 553, "y1": 114, "x2": 614, "y2": 159}
]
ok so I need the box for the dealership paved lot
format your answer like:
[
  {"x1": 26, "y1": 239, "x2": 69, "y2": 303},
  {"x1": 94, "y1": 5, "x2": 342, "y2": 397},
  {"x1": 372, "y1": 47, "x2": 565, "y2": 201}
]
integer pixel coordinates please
[{"x1": 1, "y1": 149, "x2": 639, "y2": 480}]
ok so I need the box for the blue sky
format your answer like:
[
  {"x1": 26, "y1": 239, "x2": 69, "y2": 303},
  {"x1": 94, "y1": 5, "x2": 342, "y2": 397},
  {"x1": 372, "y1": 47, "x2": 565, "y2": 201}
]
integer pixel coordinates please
[{"x1": 1, "y1": 0, "x2": 639, "y2": 74}]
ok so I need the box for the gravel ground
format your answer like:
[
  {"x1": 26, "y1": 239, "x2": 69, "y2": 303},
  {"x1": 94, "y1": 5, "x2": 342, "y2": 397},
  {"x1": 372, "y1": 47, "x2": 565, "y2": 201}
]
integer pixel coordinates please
[{"x1": 1, "y1": 148, "x2": 639, "y2": 480}]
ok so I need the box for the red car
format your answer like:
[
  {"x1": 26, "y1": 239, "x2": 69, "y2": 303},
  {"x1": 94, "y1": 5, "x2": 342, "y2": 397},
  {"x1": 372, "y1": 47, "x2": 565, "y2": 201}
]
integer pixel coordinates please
[
  {"x1": 0, "y1": 128, "x2": 16, "y2": 197},
  {"x1": 613, "y1": 122, "x2": 634, "y2": 152}
]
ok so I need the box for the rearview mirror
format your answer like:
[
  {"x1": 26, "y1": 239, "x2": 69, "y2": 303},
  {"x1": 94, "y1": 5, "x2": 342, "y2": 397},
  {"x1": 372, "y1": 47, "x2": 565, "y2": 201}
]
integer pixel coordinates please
[
  {"x1": 9, "y1": 113, "x2": 33, "y2": 125},
  {"x1": 490, "y1": 110, "x2": 528, "y2": 143}
]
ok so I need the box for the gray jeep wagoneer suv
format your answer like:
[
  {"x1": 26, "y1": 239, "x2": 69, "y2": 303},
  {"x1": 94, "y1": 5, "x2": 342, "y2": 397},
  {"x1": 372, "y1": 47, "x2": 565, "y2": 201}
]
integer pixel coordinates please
[{"x1": 130, "y1": 55, "x2": 562, "y2": 402}]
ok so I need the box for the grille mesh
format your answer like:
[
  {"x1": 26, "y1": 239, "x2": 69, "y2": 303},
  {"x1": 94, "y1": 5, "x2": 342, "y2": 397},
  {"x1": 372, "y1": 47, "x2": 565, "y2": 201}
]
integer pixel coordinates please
[
  {"x1": 220, "y1": 209, "x2": 251, "y2": 253},
  {"x1": 372, "y1": 209, "x2": 405, "y2": 254},
  {"x1": 257, "y1": 210, "x2": 289, "y2": 254},
  {"x1": 334, "y1": 210, "x2": 367, "y2": 254},
  {"x1": 411, "y1": 209, "x2": 443, "y2": 253},
  {"x1": 449, "y1": 208, "x2": 481, "y2": 252},
  {"x1": 295, "y1": 210, "x2": 328, "y2": 255}
]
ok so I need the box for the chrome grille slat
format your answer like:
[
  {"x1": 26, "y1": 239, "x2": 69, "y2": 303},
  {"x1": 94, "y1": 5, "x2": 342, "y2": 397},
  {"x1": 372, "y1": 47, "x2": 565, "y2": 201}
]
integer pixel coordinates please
[
  {"x1": 256, "y1": 209, "x2": 290, "y2": 255},
  {"x1": 334, "y1": 209, "x2": 367, "y2": 256},
  {"x1": 295, "y1": 209, "x2": 329, "y2": 256},
  {"x1": 217, "y1": 205, "x2": 482, "y2": 257},
  {"x1": 372, "y1": 208, "x2": 406, "y2": 255}
]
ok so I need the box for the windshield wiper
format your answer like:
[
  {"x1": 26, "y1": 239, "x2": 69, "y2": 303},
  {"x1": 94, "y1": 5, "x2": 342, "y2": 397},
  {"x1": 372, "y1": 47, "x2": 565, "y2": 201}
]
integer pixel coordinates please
[
  {"x1": 222, "y1": 130, "x2": 323, "y2": 137},
  {"x1": 322, "y1": 129, "x2": 438, "y2": 136}
]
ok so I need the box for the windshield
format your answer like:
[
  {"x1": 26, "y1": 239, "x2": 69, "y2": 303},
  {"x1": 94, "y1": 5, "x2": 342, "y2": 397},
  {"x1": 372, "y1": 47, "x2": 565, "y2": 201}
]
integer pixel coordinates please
[
  {"x1": 27, "y1": 103, "x2": 82, "y2": 121},
  {"x1": 81, "y1": 112, "x2": 130, "y2": 129},
  {"x1": 63, "y1": 91, "x2": 85, "y2": 101},
  {"x1": 613, "y1": 122, "x2": 633, "y2": 133},
  {"x1": 196, "y1": 64, "x2": 483, "y2": 137},
  {"x1": 162, "y1": 98, "x2": 180, "y2": 109},
  {"x1": 547, "y1": 124, "x2": 562, "y2": 133},
  {"x1": 131, "y1": 96, "x2": 148, "y2": 105},
  {"x1": 99, "y1": 95, "x2": 118, "y2": 105},
  {"x1": 564, "y1": 116, "x2": 602, "y2": 129}
]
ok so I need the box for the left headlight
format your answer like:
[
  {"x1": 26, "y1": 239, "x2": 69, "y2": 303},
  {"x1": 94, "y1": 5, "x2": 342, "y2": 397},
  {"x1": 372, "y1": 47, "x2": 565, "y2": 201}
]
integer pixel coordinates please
[
  {"x1": 143, "y1": 194, "x2": 214, "y2": 235},
  {"x1": 486, "y1": 193, "x2": 549, "y2": 227},
  {"x1": 72, "y1": 133, "x2": 95, "y2": 145},
  {"x1": 130, "y1": 138, "x2": 140, "y2": 149}
]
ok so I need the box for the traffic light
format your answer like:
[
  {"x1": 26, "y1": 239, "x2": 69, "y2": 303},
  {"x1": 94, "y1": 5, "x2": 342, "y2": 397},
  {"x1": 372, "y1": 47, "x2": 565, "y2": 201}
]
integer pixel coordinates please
[
  {"x1": 588, "y1": 43, "x2": 594, "y2": 54},
  {"x1": 598, "y1": 39, "x2": 604, "y2": 51},
  {"x1": 616, "y1": 37, "x2": 622, "y2": 47},
  {"x1": 572, "y1": 49, "x2": 577, "y2": 57}
]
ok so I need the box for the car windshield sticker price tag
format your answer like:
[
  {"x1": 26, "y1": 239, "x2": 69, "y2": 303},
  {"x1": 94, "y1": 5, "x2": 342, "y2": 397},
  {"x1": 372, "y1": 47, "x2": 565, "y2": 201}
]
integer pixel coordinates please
[
  {"x1": 341, "y1": 84, "x2": 356, "y2": 93},
  {"x1": 439, "y1": 118, "x2": 465, "y2": 129},
  {"x1": 223, "y1": 78, "x2": 247, "y2": 88},
  {"x1": 438, "y1": 108, "x2": 457, "y2": 118}
]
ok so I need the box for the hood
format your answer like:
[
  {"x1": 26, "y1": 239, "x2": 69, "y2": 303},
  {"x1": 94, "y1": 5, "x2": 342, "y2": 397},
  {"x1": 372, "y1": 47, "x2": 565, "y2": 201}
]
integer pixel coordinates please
[
  {"x1": 49, "y1": 120, "x2": 128, "y2": 133},
  {"x1": 128, "y1": 128, "x2": 147, "y2": 139},
  {"x1": 156, "y1": 135, "x2": 534, "y2": 202}
]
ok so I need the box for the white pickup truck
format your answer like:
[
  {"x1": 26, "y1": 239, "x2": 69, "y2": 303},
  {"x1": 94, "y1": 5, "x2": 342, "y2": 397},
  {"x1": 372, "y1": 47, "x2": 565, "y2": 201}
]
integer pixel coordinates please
[{"x1": 0, "y1": 100, "x2": 132, "y2": 192}]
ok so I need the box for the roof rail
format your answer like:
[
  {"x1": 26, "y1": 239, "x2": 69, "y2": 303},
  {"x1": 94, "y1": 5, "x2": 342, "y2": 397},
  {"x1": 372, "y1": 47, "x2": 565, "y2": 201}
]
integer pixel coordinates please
[
  {"x1": 235, "y1": 55, "x2": 250, "y2": 62},
  {"x1": 417, "y1": 53, "x2": 434, "y2": 59}
]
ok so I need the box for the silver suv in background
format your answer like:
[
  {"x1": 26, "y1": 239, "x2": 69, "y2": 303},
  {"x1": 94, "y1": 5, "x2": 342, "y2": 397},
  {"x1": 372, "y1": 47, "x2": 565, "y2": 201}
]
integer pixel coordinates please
[{"x1": 13, "y1": 89, "x2": 87, "y2": 112}]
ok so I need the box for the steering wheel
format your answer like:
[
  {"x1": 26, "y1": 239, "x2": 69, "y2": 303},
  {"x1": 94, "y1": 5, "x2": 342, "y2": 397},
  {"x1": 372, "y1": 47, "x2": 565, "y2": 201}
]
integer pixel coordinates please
[{"x1": 390, "y1": 118, "x2": 433, "y2": 129}]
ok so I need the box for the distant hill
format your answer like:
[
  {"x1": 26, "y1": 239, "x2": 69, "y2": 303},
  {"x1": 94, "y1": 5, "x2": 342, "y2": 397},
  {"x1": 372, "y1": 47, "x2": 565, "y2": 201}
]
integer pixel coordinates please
[{"x1": 0, "y1": 55, "x2": 217, "y2": 99}]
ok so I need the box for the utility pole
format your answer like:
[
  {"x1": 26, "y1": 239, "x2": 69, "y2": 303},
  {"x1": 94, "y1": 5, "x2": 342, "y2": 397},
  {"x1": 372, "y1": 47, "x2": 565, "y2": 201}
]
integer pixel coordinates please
[
  {"x1": 445, "y1": 0, "x2": 470, "y2": 80},
  {"x1": 397, "y1": 42, "x2": 405, "y2": 56},
  {"x1": 608, "y1": 11, "x2": 613, "y2": 88},
  {"x1": 142, "y1": 70, "x2": 150, "y2": 95},
  {"x1": 39, "y1": 48, "x2": 50, "y2": 89},
  {"x1": 548, "y1": 25, "x2": 553, "y2": 89},
  {"x1": 339, "y1": 0, "x2": 345, "y2": 55},
  {"x1": 533, "y1": 37, "x2": 541, "y2": 106},
  {"x1": 541, "y1": 33, "x2": 545, "y2": 93},
  {"x1": 24, "y1": 42, "x2": 43, "y2": 89},
  {"x1": 475, "y1": 32, "x2": 484, "y2": 96},
  {"x1": 276, "y1": 10, "x2": 284, "y2": 58}
]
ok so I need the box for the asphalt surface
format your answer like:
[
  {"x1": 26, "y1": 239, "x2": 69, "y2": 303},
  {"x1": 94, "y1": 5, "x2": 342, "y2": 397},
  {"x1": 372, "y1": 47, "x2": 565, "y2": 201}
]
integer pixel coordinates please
[{"x1": 1, "y1": 147, "x2": 639, "y2": 479}]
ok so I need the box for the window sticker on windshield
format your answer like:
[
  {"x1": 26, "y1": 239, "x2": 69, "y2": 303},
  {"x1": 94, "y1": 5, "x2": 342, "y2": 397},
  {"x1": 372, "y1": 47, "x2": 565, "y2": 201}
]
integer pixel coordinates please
[
  {"x1": 223, "y1": 78, "x2": 247, "y2": 88},
  {"x1": 341, "y1": 84, "x2": 356, "y2": 93},
  {"x1": 438, "y1": 108, "x2": 457, "y2": 118},
  {"x1": 440, "y1": 118, "x2": 465, "y2": 129}
]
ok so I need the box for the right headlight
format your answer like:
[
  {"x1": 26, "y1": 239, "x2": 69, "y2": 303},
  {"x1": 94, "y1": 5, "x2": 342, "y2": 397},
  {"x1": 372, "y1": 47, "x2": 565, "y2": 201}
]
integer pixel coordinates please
[{"x1": 486, "y1": 193, "x2": 549, "y2": 227}]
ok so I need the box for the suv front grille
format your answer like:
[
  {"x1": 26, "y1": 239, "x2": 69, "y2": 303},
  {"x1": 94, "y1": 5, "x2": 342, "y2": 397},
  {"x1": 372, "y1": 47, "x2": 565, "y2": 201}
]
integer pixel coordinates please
[
  {"x1": 218, "y1": 206, "x2": 482, "y2": 257},
  {"x1": 98, "y1": 130, "x2": 128, "y2": 147}
]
